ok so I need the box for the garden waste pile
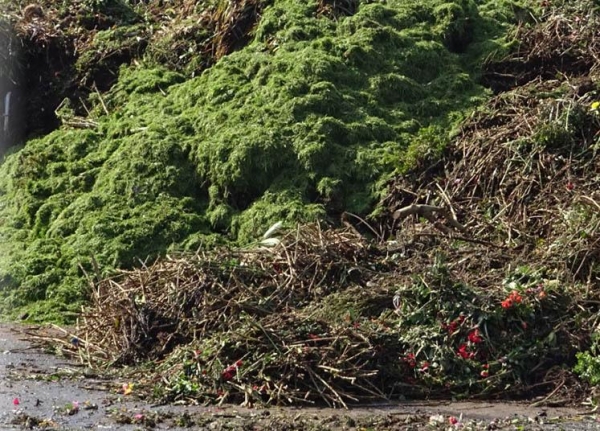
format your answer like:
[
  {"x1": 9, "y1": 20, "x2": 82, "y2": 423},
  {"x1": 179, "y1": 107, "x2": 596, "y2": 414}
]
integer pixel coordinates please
[
  {"x1": 1, "y1": 0, "x2": 600, "y2": 408},
  {"x1": 0, "y1": 0, "x2": 516, "y2": 320}
]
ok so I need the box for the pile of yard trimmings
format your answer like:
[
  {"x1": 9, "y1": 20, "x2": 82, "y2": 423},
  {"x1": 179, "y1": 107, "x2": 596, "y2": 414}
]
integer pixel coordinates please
[
  {"x1": 67, "y1": 0, "x2": 600, "y2": 407},
  {"x1": 73, "y1": 221, "x2": 592, "y2": 407},
  {"x1": 0, "y1": 0, "x2": 522, "y2": 320}
]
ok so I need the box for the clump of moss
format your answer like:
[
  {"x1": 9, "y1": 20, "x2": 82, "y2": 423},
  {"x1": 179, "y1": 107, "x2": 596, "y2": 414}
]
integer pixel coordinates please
[{"x1": 0, "y1": 0, "x2": 525, "y2": 321}]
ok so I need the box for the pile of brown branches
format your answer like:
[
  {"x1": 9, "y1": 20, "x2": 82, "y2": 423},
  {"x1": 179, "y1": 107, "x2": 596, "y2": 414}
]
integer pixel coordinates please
[
  {"x1": 76, "y1": 224, "x2": 396, "y2": 406},
  {"x1": 482, "y1": 1, "x2": 600, "y2": 92},
  {"x1": 13, "y1": 4, "x2": 63, "y2": 45},
  {"x1": 144, "y1": 0, "x2": 264, "y2": 74}
]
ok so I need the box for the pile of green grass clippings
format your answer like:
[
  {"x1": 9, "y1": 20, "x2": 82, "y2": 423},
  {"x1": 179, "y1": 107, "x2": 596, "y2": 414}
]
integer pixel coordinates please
[{"x1": 0, "y1": 0, "x2": 527, "y2": 320}]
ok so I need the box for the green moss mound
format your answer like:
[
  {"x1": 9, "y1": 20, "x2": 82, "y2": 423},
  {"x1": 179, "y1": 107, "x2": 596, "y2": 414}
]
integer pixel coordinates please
[{"x1": 0, "y1": 0, "x2": 527, "y2": 321}]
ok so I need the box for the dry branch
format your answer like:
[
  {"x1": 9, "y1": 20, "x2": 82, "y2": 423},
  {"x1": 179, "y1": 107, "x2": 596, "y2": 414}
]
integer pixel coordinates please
[{"x1": 393, "y1": 204, "x2": 467, "y2": 234}]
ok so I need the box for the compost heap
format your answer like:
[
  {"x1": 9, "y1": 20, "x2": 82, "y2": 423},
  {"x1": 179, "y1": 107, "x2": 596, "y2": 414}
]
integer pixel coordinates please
[
  {"x1": 69, "y1": 1, "x2": 600, "y2": 407},
  {"x1": 0, "y1": 0, "x2": 517, "y2": 320},
  {"x1": 2, "y1": 0, "x2": 600, "y2": 407}
]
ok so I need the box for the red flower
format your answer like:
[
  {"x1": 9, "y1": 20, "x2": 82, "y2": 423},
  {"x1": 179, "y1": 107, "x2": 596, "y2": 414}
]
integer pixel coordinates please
[
  {"x1": 221, "y1": 360, "x2": 243, "y2": 381},
  {"x1": 457, "y1": 344, "x2": 474, "y2": 359},
  {"x1": 501, "y1": 290, "x2": 523, "y2": 309},
  {"x1": 510, "y1": 290, "x2": 523, "y2": 303},
  {"x1": 467, "y1": 329, "x2": 483, "y2": 344},
  {"x1": 443, "y1": 319, "x2": 460, "y2": 334},
  {"x1": 566, "y1": 181, "x2": 574, "y2": 191},
  {"x1": 404, "y1": 353, "x2": 416, "y2": 368},
  {"x1": 480, "y1": 370, "x2": 489, "y2": 378},
  {"x1": 449, "y1": 416, "x2": 459, "y2": 425},
  {"x1": 448, "y1": 321, "x2": 457, "y2": 333},
  {"x1": 419, "y1": 361, "x2": 430, "y2": 372}
]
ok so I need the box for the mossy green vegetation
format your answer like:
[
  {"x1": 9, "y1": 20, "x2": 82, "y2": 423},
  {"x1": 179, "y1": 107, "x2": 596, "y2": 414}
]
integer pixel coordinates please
[{"x1": 0, "y1": 0, "x2": 532, "y2": 321}]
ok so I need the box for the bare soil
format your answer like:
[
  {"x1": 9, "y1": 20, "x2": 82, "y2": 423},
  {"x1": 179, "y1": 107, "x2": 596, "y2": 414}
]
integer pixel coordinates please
[{"x1": 1, "y1": 324, "x2": 599, "y2": 430}]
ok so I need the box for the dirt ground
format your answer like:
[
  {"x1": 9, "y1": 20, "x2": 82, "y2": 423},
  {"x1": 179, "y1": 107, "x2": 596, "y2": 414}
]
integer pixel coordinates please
[{"x1": 0, "y1": 324, "x2": 599, "y2": 430}]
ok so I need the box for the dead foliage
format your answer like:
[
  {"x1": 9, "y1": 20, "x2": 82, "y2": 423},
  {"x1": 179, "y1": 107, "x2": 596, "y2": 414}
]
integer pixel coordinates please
[
  {"x1": 204, "y1": 0, "x2": 263, "y2": 61},
  {"x1": 316, "y1": 0, "x2": 359, "y2": 19},
  {"x1": 74, "y1": 224, "x2": 398, "y2": 406},
  {"x1": 13, "y1": 4, "x2": 61, "y2": 44},
  {"x1": 146, "y1": 0, "x2": 263, "y2": 74},
  {"x1": 79, "y1": 224, "x2": 375, "y2": 364},
  {"x1": 482, "y1": 2, "x2": 600, "y2": 92}
]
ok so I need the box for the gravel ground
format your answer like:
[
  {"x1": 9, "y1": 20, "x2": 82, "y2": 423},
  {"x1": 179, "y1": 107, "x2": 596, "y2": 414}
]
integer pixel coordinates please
[{"x1": 1, "y1": 323, "x2": 599, "y2": 430}]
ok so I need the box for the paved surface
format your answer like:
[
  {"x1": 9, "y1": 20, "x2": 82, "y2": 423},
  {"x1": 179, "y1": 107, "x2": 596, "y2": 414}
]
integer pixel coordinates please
[{"x1": 0, "y1": 324, "x2": 209, "y2": 430}]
